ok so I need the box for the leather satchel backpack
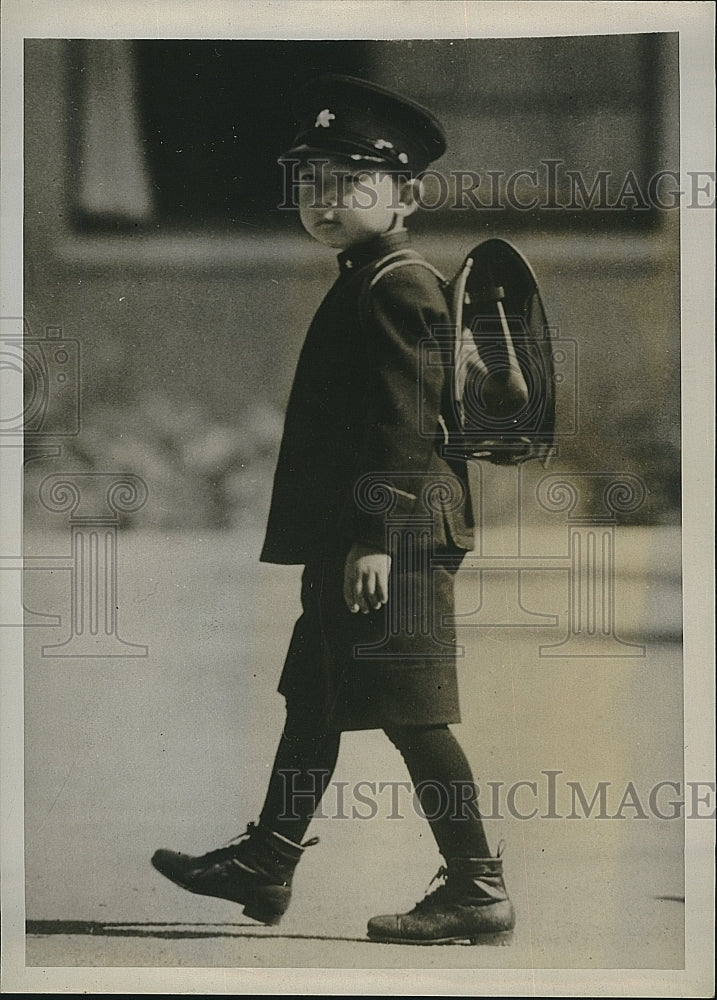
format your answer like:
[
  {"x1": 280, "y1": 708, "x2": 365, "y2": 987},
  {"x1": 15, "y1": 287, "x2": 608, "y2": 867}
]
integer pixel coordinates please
[{"x1": 365, "y1": 237, "x2": 557, "y2": 466}]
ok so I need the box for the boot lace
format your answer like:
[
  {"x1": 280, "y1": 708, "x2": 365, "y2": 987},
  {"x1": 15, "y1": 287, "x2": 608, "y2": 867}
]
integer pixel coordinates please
[
  {"x1": 199, "y1": 823, "x2": 319, "y2": 863},
  {"x1": 199, "y1": 823, "x2": 257, "y2": 863},
  {"x1": 412, "y1": 866, "x2": 454, "y2": 911}
]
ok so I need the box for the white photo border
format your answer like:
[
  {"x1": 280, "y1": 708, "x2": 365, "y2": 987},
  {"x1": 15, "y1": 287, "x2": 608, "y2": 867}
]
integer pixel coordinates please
[{"x1": 1, "y1": 1, "x2": 714, "y2": 995}]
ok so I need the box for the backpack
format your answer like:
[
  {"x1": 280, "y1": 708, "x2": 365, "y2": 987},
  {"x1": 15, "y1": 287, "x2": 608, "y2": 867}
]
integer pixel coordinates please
[{"x1": 366, "y1": 237, "x2": 556, "y2": 466}]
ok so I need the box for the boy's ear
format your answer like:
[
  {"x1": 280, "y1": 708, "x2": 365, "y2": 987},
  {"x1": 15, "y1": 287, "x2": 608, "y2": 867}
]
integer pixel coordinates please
[{"x1": 395, "y1": 177, "x2": 422, "y2": 218}]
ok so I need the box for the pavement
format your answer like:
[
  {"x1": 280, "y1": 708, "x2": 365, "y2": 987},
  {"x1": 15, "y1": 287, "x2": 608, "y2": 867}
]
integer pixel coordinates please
[{"x1": 7, "y1": 521, "x2": 700, "y2": 990}]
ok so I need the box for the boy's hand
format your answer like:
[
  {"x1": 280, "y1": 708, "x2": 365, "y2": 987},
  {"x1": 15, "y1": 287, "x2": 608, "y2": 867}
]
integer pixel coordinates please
[{"x1": 343, "y1": 543, "x2": 391, "y2": 614}]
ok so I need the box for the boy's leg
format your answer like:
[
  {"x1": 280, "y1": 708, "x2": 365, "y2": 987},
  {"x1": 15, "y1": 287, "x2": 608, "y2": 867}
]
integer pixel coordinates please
[
  {"x1": 369, "y1": 723, "x2": 514, "y2": 944},
  {"x1": 384, "y1": 723, "x2": 490, "y2": 858},
  {"x1": 151, "y1": 706, "x2": 337, "y2": 925},
  {"x1": 258, "y1": 708, "x2": 341, "y2": 844}
]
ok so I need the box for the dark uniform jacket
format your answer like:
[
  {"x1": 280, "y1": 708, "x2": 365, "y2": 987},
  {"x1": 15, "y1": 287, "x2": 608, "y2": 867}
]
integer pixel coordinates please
[
  {"x1": 260, "y1": 229, "x2": 474, "y2": 732},
  {"x1": 260, "y1": 229, "x2": 474, "y2": 565}
]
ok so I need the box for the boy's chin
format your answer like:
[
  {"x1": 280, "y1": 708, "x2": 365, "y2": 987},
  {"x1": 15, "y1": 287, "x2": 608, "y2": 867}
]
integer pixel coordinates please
[
  {"x1": 312, "y1": 232, "x2": 349, "y2": 249},
  {"x1": 309, "y1": 227, "x2": 395, "y2": 251}
]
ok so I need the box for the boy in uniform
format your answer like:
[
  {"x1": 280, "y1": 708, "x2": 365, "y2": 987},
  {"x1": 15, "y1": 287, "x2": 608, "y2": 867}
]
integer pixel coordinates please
[{"x1": 152, "y1": 75, "x2": 515, "y2": 945}]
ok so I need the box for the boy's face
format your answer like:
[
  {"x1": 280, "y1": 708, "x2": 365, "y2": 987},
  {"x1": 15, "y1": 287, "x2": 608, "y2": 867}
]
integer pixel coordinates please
[{"x1": 296, "y1": 157, "x2": 413, "y2": 251}]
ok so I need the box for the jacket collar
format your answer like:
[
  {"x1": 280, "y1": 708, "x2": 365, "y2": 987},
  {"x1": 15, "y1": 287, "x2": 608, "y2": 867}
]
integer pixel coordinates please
[{"x1": 337, "y1": 229, "x2": 411, "y2": 274}]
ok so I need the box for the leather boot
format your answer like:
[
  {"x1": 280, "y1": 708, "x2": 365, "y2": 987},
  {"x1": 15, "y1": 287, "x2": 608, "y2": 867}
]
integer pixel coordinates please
[
  {"x1": 151, "y1": 822, "x2": 318, "y2": 925},
  {"x1": 367, "y1": 850, "x2": 515, "y2": 945}
]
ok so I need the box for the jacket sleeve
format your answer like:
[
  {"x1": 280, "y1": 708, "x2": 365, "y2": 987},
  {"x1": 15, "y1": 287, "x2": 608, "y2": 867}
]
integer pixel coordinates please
[{"x1": 341, "y1": 263, "x2": 451, "y2": 551}]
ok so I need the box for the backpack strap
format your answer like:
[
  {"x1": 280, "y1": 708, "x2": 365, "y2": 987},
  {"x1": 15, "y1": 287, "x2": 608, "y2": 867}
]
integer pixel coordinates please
[
  {"x1": 357, "y1": 247, "x2": 448, "y2": 341},
  {"x1": 366, "y1": 249, "x2": 446, "y2": 290},
  {"x1": 361, "y1": 249, "x2": 452, "y2": 447}
]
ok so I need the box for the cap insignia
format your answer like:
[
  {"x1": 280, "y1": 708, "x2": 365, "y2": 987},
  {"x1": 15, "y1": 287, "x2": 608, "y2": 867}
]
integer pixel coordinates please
[
  {"x1": 315, "y1": 108, "x2": 336, "y2": 129},
  {"x1": 374, "y1": 139, "x2": 394, "y2": 150}
]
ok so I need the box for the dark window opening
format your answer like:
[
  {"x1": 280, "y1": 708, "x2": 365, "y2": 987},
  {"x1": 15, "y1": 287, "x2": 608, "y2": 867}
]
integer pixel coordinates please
[{"x1": 67, "y1": 36, "x2": 676, "y2": 235}]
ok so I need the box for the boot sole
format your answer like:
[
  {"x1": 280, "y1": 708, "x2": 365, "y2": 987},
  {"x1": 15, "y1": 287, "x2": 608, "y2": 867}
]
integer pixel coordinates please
[
  {"x1": 367, "y1": 929, "x2": 514, "y2": 946},
  {"x1": 151, "y1": 859, "x2": 288, "y2": 926},
  {"x1": 242, "y1": 902, "x2": 283, "y2": 926}
]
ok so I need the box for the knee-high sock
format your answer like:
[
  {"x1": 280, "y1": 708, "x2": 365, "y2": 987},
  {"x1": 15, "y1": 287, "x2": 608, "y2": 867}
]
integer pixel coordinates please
[{"x1": 385, "y1": 723, "x2": 491, "y2": 859}]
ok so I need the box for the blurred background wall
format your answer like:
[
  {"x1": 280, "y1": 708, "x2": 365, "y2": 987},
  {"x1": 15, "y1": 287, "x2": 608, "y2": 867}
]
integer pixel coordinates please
[{"x1": 23, "y1": 35, "x2": 680, "y2": 529}]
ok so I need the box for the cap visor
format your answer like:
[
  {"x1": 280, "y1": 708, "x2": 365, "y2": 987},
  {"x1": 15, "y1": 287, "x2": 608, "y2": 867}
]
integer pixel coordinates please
[{"x1": 279, "y1": 138, "x2": 396, "y2": 168}]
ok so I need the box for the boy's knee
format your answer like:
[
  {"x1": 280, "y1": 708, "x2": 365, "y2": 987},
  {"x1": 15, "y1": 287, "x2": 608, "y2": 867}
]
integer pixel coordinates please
[
  {"x1": 384, "y1": 722, "x2": 448, "y2": 754},
  {"x1": 283, "y1": 706, "x2": 333, "y2": 743}
]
